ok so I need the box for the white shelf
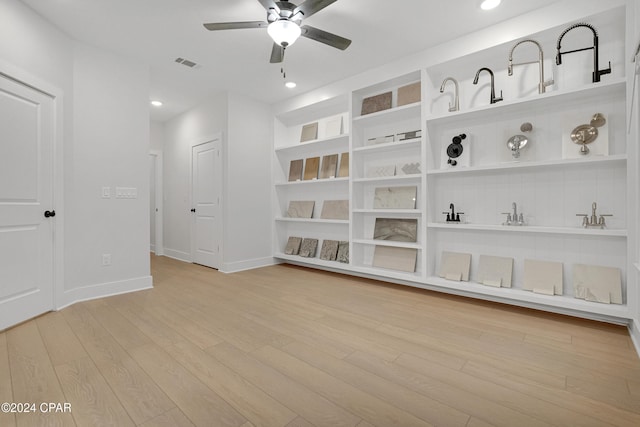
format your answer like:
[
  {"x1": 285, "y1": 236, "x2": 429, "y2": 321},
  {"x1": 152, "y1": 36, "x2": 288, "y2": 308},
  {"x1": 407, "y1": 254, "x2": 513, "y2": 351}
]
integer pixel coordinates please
[
  {"x1": 275, "y1": 177, "x2": 349, "y2": 187},
  {"x1": 427, "y1": 222, "x2": 627, "y2": 237},
  {"x1": 274, "y1": 253, "x2": 351, "y2": 269},
  {"x1": 275, "y1": 134, "x2": 349, "y2": 154},
  {"x1": 353, "y1": 239, "x2": 422, "y2": 249},
  {"x1": 353, "y1": 209, "x2": 421, "y2": 215},
  {"x1": 350, "y1": 264, "x2": 423, "y2": 282},
  {"x1": 352, "y1": 175, "x2": 421, "y2": 184},
  {"x1": 353, "y1": 138, "x2": 421, "y2": 154},
  {"x1": 427, "y1": 154, "x2": 627, "y2": 175},
  {"x1": 276, "y1": 217, "x2": 349, "y2": 225},
  {"x1": 353, "y1": 102, "x2": 421, "y2": 125},
  {"x1": 425, "y1": 276, "x2": 629, "y2": 319},
  {"x1": 426, "y1": 78, "x2": 626, "y2": 124}
]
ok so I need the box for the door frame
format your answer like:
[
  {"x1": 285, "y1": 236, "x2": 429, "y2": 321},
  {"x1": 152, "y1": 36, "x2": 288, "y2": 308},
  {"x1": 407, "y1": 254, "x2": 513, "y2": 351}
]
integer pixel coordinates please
[
  {"x1": 149, "y1": 150, "x2": 164, "y2": 256},
  {"x1": 0, "y1": 60, "x2": 64, "y2": 312},
  {"x1": 189, "y1": 133, "x2": 224, "y2": 268}
]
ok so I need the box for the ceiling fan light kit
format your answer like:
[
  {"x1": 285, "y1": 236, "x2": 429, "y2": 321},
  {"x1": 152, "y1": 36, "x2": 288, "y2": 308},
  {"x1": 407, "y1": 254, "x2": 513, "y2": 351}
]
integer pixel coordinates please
[{"x1": 267, "y1": 19, "x2": 302, "y2": 47}]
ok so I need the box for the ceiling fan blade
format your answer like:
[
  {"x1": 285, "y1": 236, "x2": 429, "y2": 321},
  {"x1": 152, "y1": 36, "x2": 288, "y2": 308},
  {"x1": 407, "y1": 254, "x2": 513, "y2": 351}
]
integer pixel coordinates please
[
  {"x1": 301, "y1": 25, "x2": 351, "y2": 50},
  {"x1": 203, "y1": 21, "x2": 267, "y2": 31},
  {"x1": 270, "y1": 43, "x2": 285, "y2": 63},
  {"x1": 293, "y1": 0, "x2": 337, "y2": 19},
  {"x1": 257, "y1": 0, "x2": 280, "y2": 13}
]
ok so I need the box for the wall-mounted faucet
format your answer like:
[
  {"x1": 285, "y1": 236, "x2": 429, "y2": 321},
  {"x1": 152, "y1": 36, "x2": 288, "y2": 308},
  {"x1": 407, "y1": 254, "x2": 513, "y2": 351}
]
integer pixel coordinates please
[
  {"x1": 473, "y1": 67, "x2": 503, "y2": 104},
  {"x1": 556, "y1": 22, "x2": 611, "y2": 83},
  {"x1": 502, "y1": 202, "x2": 525, "y2": 226},
  {"x1": 508, "y1": 39, "x2": 554, "y2": 94},
  {"x1": 439, "y1": 77, "x2": 459, "y2": 112},
  {"x1": 576, "y1": 202, "x2": 612, "y2": 229},
  {"x1": 443, "y1": 203, "x2": 464, "y2": 223}
]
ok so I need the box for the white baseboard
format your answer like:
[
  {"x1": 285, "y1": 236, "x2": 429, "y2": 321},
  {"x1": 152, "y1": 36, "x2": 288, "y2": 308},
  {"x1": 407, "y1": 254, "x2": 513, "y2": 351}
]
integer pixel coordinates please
[
  {"x1": 220, "y1": 257, "x2": 276, "y2": 274},
  {"x1": 629, "y1": 319, "x2": 640, "y2": 358},
  {"x1": 163, "y1": 248, "x2": 191, "y2": 263},
  {"x1": 57, "y1": 275, "x2": 153, "y2": 310}
]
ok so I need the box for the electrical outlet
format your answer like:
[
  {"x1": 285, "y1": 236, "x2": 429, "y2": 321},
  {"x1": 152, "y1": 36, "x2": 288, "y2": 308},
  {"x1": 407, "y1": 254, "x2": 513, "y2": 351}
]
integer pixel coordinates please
[{"x1": 102, "y1": 254, "x2": 111, "y2": 266}]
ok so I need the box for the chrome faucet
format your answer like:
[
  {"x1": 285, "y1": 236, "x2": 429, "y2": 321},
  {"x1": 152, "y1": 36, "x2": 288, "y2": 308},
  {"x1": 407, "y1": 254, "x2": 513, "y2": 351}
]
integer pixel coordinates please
[
  {"x1": 443, "y1": 203, "x2": 464, "y2": 222},
  {"x1": 473, "y1": 67, "x2": 502, "y2": 104},
  {"x1": 576, "y1": 202, "x2": 612, "y2": 229},
  {"x1": 439, "y1": 77, "x2": 459, "y2": 112},
  {"x1": 508, "y1": 39, "x2": 554, "y2": 94},
  {"x1": 502, "y1": 202, "x2": 524, "y2": 226},
  {"x1": 556, "y1": 22, "x2": 611, "y2": 83}
]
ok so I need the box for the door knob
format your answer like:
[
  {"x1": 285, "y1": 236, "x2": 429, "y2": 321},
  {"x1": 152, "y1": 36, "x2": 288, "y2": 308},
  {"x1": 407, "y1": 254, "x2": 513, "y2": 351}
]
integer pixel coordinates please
[
  {"x1": 44, "y1": 210, "x2": 56, "y2": 218},
  {"x1": 190, "y1": 208, "x2": 196, "y2": 212}
]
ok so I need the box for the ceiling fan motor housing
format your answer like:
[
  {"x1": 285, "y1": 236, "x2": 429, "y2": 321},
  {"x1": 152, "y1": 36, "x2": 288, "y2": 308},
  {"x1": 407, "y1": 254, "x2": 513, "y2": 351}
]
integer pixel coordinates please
[{"x1": 268, "y1": 1, "x2": 302, "y2": 25}]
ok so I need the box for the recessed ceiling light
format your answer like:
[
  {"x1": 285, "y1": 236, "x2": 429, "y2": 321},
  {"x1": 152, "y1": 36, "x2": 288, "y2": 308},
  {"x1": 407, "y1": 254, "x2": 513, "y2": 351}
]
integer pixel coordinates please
[
  {"x1": 285, "y1": 81, "x2": 297, "y2": 89},
  {"x1": 150, "y1": 100, "x2": 163, "y2": 107},
  {"x1": 480, "y1": 0, "x2": 501, "y2": 10}
]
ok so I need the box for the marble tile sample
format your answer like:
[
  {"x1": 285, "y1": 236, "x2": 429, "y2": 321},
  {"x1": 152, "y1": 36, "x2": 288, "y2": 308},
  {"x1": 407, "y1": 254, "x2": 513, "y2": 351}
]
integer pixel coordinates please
[
  {"x1": 397, "y1": 81, "x2": 421, "y2": 106},
  {"x1": 319, "y1": 154, "x2": 339, "y2": 179},
  {"x1": 361, "y1": 91, "x2": 392, "y2": 115},
  {"x1": 373, "y1": 246, "x2": 417, "y2": 272},
  {"x1": 395, "y1": 162, "x2": 421, "y2": 176},
  {"x1": 337, "y1": 152, "x2": 349, "y2": 178},
  {"x1": 325, "y1": 116, "x2": 343, "y2": 137},
  {"x1": 287, "y1": 200, "x2": 314, "y2": 218},
  {"x1": 366, "y1": 165, "x2": 396, "y2": 178},
  {"x1": 397, "y1": 130, "x2": 422, "y2": 141},
  {"x1": 439, "y1": 251, "x2": 471, "y2": 281},
  {"x1": 367, "y1": 135, "x2": 395, "y2": 145},
  {"x1": 477, "y1": 255, "x2": 513, "y2": 288},
  {"x1": 284, "y1": 236, "x2": 302, "y2": 255},
  {"x1": 523, "y1": 259, "x2": 563, "y2": 295},
  {"x1": 573, "y1": 264, "x2": 622, "y2": 304},
  {"x1": 288, "y1": 159, "x2": 303, "y2": 182},
  {"x1": 303, "y1": 157, "x2": 320, "y2": 180},
  {"x1": 337, "y1": 241, "x2": 349, "y2": 263},
  {"x1": 300, "y1": 122, "x2": 318, "y2": 142},
  {"x1": 320, "y1": 200, "x2": 349, "y2": 220},
  {"x1": 299, "y1": 238, "x2": 318, "y2": 258},
  {"x1": 373, "y1": 186, "x2": 417, "y2": 209},
  {"x1": 373, "y1": 218, "x2": 418, "y2": 242},
  {"x1": 319, "y1": 240, "x2": 339, "y2": 261}
]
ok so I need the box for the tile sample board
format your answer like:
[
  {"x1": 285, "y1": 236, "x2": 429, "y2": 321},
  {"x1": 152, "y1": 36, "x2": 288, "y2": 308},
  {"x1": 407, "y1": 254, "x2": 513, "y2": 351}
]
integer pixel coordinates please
[
  {"x1": 477, "y1": 255, "x2": 514, "y2": 288},
  {"x1": 304, "y1": 157, "x2": 320, "y2": 180},
  {"x1": 299, "y1": 238, "x2": 318, "y2": 258},
  {"x1": 287, "y1": 201, "x2": 315, "y2": 218},
  {"x1": 337, "y1": 152, "x2": 349, "y2": 178},
  {"x1": 373, "y1": 246, "x2": 417, "y2": 272},
  {"x1": 337, "y1": 241, "x2": 349, "y2": 263},
  {"x1": 320, "y1": 200, "x2": 349, "y2": 220},
  {"x1": 396, "y1": 162, "x2": 421, "y2": 176},
  {"x1": 373, "y1": 218, "x2": 418, "y2": 242},
  {"x1": 300, "y1": 122, "x2": 318, "y2": 142},
  {"x1": 288, "y1": 159, "x2": 303, "y2": 182},
  {"x1": 319, "y1": 154, "x2": 339, "y2": 179},
  {"x1": 439, "y1": 251, "x2": 471, "y2": 281},
  {"x1": 284, "y1": 237, "x2": 302, "y2": 255},
  {"x1": 573, "y1": 264, "x2": 622, "y2": 304},
  {"x1": 361, "y1": 91, "x2": 392, "y2": 115},
  {"x1": 324, "y1": 116, "x2": 343, "y2": 137},
  {"x1": 397, "y1": 81, "x2": 421, "y2": 106},
  {"x1": 373, "y1": 186, "x2": 417, "y2": 209},
  {"x1": 319, "y1": 240, "x2": 339, "y2": 261},
  {"x1": 523, "y1": 259, "x2": 563, "y2": 295},
  {"x1": 366, "y1": 165, "x2": 396, "y2": 178}
]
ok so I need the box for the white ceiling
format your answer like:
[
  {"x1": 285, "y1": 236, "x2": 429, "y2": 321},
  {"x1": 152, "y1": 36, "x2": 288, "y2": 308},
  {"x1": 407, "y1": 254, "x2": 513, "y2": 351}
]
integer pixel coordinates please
[{"x1": 22, "y1": 0, "x2": 564, "y2": 122}]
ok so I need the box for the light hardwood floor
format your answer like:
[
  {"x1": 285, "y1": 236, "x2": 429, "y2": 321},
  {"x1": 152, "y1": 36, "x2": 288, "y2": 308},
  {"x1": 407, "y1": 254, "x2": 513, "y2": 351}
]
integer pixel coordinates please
[{"x1": 1, "y1": 254, "x2": 640, "y2": 426}]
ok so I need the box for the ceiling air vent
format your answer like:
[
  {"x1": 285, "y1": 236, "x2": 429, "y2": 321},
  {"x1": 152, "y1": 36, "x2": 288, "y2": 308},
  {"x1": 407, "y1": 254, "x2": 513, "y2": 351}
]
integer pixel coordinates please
[{"x1": 174, "y1": 57, "x2": 199, "y2": 68}]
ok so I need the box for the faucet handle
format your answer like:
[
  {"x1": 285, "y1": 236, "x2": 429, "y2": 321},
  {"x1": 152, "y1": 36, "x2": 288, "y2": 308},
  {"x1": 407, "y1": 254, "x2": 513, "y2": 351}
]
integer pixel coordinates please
[
  {"x1": 493, "y1": 90, "x2": 503, "y2": 103},
  {"x1": 576, "y1": 214, "x2": 588, "y2": 228},
  {"x1": 501, "y1": 212, "x2": 512, "y2": 225}
]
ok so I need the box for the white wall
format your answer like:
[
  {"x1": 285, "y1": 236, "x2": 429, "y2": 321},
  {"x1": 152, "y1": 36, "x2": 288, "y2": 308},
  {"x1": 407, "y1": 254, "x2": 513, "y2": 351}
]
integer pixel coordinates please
[{"x1": 150, "y1": 121, "x2": 165, "y2": 151}]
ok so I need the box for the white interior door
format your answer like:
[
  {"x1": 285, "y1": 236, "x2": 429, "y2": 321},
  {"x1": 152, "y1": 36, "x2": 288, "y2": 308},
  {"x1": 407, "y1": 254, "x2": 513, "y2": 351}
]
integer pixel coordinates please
[
  {"x1": 0, "y1": 74, "x2": 55, "y2": 330},
  {"x1": 191, "y1": 139, "x2": 221, "y2": 269}
]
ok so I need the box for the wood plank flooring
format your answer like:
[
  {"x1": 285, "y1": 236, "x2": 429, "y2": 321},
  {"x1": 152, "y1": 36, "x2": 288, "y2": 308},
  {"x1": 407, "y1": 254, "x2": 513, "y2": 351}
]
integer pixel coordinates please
[{"x1": 1, "y1": 254, "x2": 639, "y2": 426}]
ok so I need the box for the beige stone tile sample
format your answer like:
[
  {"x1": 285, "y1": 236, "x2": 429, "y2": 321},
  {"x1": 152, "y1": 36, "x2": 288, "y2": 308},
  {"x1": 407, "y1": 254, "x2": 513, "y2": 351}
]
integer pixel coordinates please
[
  {"x1": 573, "y1": 264, "x2": 622, "y2": 304},
  {"x1": 361, "y1": 91, "x2": 392, "y2": 115},
  {"x1": 319, "y1": 240, "x2": 339, "y2": 261},
  {"x1": 439, "y1": 251, "x2": 471, "y2": 281},
  {"x1": 397, "y1": 81, "x2": 421, "y2": 106},
  {"x1": 373, "y1": 218, "x2": 418, "y2": 242},
  {"x1": 299, "y1": 238, "x2": 318, "y2": 258},
  {"x1": 523, "y1": 259, "x2": 563, "y2": 295},
  {"x1": 287, "y1": 201, "x2": 314, "y2": 218},
  {"x1": 303, "y1": 157, "x2": 320, "y2": 180},
  {"x1": 300, "y1": 122, "x2": 318, "y2": 142},
  {"x1": 337, "y1": 152, "x2": 349, "y2": 178},
  {"x1": 319, "y1": 154, "x2": 339, "y2": 179},
  {"x1": 284, "y1": 237, "x2": 302, "y2": 255},
  {"x1": 320, "y1": 200, "x2": 349, "y2": 220},
  {"x1": 477, "y1": 255, "x2": 514, "y2": 288},
  {"x1": 373, "y1": 246, "x2": 417, "y2": 272},
  {"x1": 288, "y1": 159, "x2": 303, "y2": 182},
  {"x1": 337, "y1": 241, "x2": 349, "y2": 263},
  {"x1": 373, "y1": 186, "x2": 417, "y2": 209},
  {"x1": 366, "y1": 165, "x2": 396, "y2": 178}
]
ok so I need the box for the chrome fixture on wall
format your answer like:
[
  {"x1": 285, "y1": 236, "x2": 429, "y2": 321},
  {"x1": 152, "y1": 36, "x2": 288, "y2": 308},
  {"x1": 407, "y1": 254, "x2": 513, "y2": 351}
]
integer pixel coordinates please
[
  {"x1": 446, "y1": 133, "x2": 466, "y2": 166},
  {"x1": 473, "y1": 67, "x2": 502, "y2": 104},
  {"x1": 508, "y1": 39, "x2": 554, "y2": 94},
  {"x1": 576, "y1": 202, "x2": 612, "y2": 229},
  {"x1": 502, "y1": 202, "x2": 525, "y2": 226},
  {"x1": 507, "y1": 122, "x2": 533, "y2": 159},
  {"x1": 443, "y1": 203, "x2": 464, "y2": 222},
  {"x1": 570, "y1": 112, "x2": 606, "y2": 155},
  {"x1": 556, "y1": 22, "x2": 611, "y2": 83},
  {"x1": 439, "y1": 77, "x2": 459, "y2": 112}
]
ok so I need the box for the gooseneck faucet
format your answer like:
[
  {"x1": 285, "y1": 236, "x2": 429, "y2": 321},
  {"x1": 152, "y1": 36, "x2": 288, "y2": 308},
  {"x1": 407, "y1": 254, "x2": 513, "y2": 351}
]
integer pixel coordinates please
[
  {"x1": 508, "y1": 39, "x2": 554, "y2": 94},
  {"x1": 556, "y1": 22, "x2": 611, "y2": 83},
  {"x1": 473, "y1": 67, "x2": 503, "y2": 104},
  {"x1": 439, "y1": 77, "x2": 459, "y2": 112},
  {"x1": 443, "y1": 203, "x2": 464, "y2": 222}
]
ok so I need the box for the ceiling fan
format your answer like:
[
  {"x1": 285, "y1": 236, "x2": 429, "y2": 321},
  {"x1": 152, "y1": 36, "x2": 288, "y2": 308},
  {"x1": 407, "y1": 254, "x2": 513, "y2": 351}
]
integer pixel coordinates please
[{"x1": 203, "y1": 0, "x2": 352, "y2": 63}]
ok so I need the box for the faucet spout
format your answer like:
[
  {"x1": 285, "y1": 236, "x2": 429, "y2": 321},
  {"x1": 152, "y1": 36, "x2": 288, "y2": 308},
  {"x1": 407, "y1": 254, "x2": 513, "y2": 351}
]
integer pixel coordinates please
[
  {"x1": 439, "y1": 77, "x2": 459, "y2": 112},
  {"x1": 556, "y1": 22, "x2": 611, "y2": 83},
  {"x1": 512, "y1": 202, "x2": 518, "y2": 218},
  {"x1": 473, "y1": 67, "x2": 503, "y2": 104},
  {"x1": 508, "y1": 39, "x2": 553, "y2": 94}
]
